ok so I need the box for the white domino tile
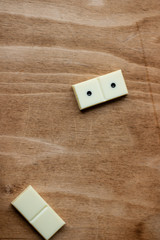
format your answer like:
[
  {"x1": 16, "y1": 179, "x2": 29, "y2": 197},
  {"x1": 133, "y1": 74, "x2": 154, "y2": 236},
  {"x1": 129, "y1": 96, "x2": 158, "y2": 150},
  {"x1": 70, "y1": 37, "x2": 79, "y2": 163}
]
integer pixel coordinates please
[
  {"x1": 31, "y1": 206, "x2": 65, "y2": 240},
  {"x1": 11, "y1": 185, "x2": 46, "y2": 221},
  {"x1": 72, "y1": 78, "x2": 105, "y2": 110},
  {"x1": 72, "y1": 70, "x2": 128, "y2": 110},
  {"x1": 98, "y1": 70, "x2": 128, "y2": 101},
  {"x1": 12, "y1": 186, "x2": 65, "y2": 240}
]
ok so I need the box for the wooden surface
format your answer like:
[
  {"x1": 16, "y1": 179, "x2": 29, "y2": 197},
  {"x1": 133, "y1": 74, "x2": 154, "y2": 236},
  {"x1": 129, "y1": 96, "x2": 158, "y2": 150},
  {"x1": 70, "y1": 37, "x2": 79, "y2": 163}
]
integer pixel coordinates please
[{"x1": 0, "y1": 0, "x2": 160, "y2": 239}]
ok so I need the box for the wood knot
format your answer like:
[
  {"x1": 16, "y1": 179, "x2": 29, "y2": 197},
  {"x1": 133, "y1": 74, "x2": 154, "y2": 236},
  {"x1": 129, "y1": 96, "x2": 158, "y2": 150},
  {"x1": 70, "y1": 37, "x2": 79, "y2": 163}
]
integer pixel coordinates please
[
  {"x1": 135, "y1": 215, "x2": 160, "y2": 240},
  {"x1": 4, "y1": 184, "x2": 14, "y2": 194},
  {"x1": 135, "y1": 222, "x2": 144, "y2": 239}
]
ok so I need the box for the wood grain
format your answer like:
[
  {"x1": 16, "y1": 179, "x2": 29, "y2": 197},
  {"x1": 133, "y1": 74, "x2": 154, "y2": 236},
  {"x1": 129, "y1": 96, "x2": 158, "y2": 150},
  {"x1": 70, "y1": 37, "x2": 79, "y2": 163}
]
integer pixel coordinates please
[{"x1": 0, "y1": 0, "x2": 160, "y2": 239}]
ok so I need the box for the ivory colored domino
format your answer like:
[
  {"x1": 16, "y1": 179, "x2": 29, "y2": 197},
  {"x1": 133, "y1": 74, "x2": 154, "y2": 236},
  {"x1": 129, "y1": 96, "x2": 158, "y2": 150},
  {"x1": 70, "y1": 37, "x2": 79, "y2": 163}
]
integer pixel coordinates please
[
  {"x1": 11, "y1": 186, "x2": 65, "y2": 240},
  {"x1": 72, "y1": 70, "x2": 128, "y2": 110}
]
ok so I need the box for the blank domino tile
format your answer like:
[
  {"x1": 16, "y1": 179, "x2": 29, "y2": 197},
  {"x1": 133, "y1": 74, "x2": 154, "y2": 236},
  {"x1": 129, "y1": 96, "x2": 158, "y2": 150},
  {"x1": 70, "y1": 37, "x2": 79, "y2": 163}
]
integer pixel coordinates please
[
  {"x1": 72, "y1": 70, "x2": 128, "y2": 110},
  {"x1": 11, "y1": 186, "x2": 65, "y2": 239}
]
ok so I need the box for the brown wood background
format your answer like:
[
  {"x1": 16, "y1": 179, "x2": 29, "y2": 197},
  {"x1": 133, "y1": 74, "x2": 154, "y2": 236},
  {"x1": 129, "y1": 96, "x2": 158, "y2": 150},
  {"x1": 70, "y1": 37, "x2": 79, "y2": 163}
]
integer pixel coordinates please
[{"x1": 0, "y1": 0, "x2": 160, "y2": 239}]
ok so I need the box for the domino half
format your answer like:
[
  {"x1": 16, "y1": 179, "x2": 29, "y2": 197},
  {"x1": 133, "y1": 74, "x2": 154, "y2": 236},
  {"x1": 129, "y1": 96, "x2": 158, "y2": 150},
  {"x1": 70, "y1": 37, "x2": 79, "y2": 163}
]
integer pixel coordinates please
[
  {"x1": 11, "y1": 186, "x2": 65, "y2": 239},
  {"x1": 72, "y1": 70, "x2": 128, "y2": 110}
]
